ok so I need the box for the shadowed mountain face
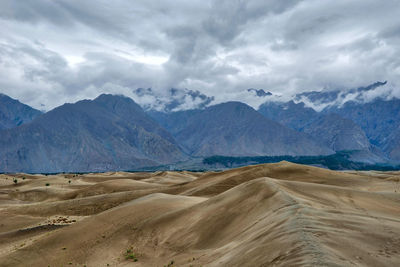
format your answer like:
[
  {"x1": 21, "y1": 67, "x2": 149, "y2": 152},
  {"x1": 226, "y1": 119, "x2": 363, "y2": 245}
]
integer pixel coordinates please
[
  {"x1": 327, "y1": 99, "x2": 400, "y2": 147},
  {"x1": 0, "y1": 94, "x2": 186, "y2": 173},
  {"x1": 154, "y1": 102, "x2": 333, "y2": 157},
  {"x1": 258, "y1": 101, "x2": 318, "y2": 130},
  {"x1": 382, "y1": 126, "x2": 400, "y2": 161},
  {"x1": 299, "y1": 113, "x2": 386, "y2": 163},
  {"x1": 257, "y1": 82, "x2": 400, "y2": 163},
  {"x1": 282, "y1": 82, "x2": 399, "y2": 158},
  {"x1": 301, "y1": 114, "x2": 370, "y2": 151},
  {"x1": 323, "y1": 99, "x2": 400, "y2": 163},
  {"x1": 0, "y1": 94, "x2": 42, "y2": 130},
  {"x1": 258, "y1": 102, "x2": 372, "y2": 151},
  {"x1": 147, "y1": 109, "x2": 201, "y2": 137}
]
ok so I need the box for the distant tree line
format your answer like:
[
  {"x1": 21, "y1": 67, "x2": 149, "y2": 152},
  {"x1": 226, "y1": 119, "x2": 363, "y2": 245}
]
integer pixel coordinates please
[{"x1": 203, "y1": 151, "x2": 400, "y2": 171}]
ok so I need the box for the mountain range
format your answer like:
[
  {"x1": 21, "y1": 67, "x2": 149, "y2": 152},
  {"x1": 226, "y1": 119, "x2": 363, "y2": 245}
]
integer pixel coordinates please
[
  {"x1": 0, "y1": 94, "x2": 186, "y2": 173},
  {"x1": 0, "y1": 81, "x2": 399, "y2": 172},
  {"x1": 258, "y1": 81, "x2": 398, "y2": 163},
  {"x1": 150, "y1": 102, "x2": 332, "y2": 157}
]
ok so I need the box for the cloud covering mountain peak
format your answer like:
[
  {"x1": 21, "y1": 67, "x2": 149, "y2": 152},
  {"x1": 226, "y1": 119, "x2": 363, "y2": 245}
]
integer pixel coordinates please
[
  {"x1": 293, "y1": 81, "x2": 397, "y2": 111},
  {"x1": 132, "y1": 87, "x2": 214, "y2": 112}
]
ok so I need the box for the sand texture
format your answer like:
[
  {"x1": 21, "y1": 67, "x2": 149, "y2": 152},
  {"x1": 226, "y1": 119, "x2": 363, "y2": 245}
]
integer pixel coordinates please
[{"x1": 1, "y1": 162, "x2": 400, "y2": 266}]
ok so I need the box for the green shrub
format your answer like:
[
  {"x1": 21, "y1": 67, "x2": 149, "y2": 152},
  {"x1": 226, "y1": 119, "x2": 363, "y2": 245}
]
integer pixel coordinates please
[
  {"x1": 165, "y1": 260, "x2": 175, "y2": 267},
  {"x1": 124, "y1": 248, "x2": 138, "y2": 261}
]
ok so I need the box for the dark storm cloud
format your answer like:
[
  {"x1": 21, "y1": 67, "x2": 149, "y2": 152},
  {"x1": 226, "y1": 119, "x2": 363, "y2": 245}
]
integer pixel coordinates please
[{"x1": 0, "y1": 0, "x2": 399, "y2": 110}]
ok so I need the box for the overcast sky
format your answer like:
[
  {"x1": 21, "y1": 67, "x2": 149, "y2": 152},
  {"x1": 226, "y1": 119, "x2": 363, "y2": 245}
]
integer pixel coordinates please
[{"x1": 1, "y1": 0, "x2": 400, "y2": 110}]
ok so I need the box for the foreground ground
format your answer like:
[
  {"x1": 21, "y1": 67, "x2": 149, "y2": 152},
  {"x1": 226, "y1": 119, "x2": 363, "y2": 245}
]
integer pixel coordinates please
[{"x1": 0, "y1": 162, "x2": 400, "y2": 266}]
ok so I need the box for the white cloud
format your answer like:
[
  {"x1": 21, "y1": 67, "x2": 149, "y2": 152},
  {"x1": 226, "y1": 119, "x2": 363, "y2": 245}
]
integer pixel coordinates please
[{"x1": 0, "y1": 0, "x2": 399, "y2": 110}]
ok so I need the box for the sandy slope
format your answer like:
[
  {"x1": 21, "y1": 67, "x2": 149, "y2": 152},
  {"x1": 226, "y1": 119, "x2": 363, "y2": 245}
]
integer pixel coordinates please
[{"x1": 0, "y1": 162, "x2": 399, "y2": 266}]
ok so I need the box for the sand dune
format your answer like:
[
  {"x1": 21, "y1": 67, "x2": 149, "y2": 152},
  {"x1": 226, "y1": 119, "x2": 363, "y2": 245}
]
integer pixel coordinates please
[{"x1": 1, "y1": 162, "x2": 400, "y2": 266}]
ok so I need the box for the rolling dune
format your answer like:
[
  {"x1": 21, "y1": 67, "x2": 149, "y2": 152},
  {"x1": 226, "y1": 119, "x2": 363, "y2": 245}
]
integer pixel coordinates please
[{"x1": 1, "y1": 162, "x2": 399, "y2": 266}]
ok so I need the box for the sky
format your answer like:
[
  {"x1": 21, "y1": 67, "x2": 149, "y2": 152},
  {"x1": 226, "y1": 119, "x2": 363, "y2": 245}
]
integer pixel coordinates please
[{"x1": 1, "y1": 0, "x2": 400, "y2": 110}]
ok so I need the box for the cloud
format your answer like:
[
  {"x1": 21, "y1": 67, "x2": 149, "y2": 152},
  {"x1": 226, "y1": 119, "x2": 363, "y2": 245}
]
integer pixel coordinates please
[
  {"x1": 293, "y1": 81, "x2": 398, "y2": 112},
  {"x1": 131, "y1": 87, "x2": 215, "y2": 112},
  {"x1": 0, "y1": 0, "x2": 399, "y2": 110}
]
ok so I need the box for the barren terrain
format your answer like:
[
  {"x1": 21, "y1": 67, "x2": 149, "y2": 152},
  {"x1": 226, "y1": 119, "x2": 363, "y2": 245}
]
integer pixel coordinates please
[{"x1": 1, "y1": 162, "x2": 400, "y2": 266}]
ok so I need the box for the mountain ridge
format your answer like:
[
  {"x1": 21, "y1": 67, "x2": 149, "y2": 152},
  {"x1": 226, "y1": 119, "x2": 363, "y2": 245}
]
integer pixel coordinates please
[
  {"x1": 0, "y1": 93, "x2": 42, "y2": 130},
  {"x1": 154, "y1": 101, "x2": 334, "y2": 157},
  {"x1": 0, "y1": 81, "x2": 399, "y2": 172},
  {"x1": 0, "y1": 94, "x2": 186, "y2": 173}
]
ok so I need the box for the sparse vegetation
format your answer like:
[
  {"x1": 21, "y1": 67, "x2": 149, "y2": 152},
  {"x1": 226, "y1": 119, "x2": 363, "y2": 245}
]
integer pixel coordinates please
[
  {"x1": 125, "y1": 248, "x2": 138, "y2": 262},
  {"x1": 46, "y1": 183, "x2": 50, "y2": 186},
  {"x1": 164, "y1": 260, "x2": 175, "y2": 267},
  {"x1": 13, "y1": 178, "x2": 18, "y2": 185}
]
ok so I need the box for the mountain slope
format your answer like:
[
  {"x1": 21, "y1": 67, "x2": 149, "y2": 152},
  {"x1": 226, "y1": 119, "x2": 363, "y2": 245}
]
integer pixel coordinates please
[
  {"x1": 0, "y1": 93, "x2": 42, "y2": 129},
  {"x1": 257, "y1": 90, "x2": 393, "y2": 163},
  {"x1": 148, "y1": 109, "x2": 202, "y2": 137},
  {"x1": 258, "y1": 101, "x2": 374, "y2": 151},
  {"x1": 258, "y1": 82, "x2": 396, "y2": 149},
  {"x1": 168, "y1": 102, "x2": 333, "y2": 157},
  {"x1": 0, "y1": 94, "x2": 186, "y2": 173},
  {"x1": 258, "y1": 100, "x2": 319, "y2": 130},
  {"x1": 382, "y1": 125, "x2": 400, "y2": 161},
  {"x1": 301, "y1": 113, "x2": 371, "y2": 151},
  {"x1": 326, "y1": 98, "x2": 400, "y2": 147}
]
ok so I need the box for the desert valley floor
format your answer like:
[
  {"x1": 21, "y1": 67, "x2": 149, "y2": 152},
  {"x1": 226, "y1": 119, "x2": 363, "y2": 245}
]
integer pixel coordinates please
[{"x1": 1, "y1": 162, "x2": 400, "y2": 266}]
